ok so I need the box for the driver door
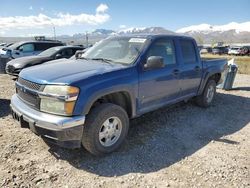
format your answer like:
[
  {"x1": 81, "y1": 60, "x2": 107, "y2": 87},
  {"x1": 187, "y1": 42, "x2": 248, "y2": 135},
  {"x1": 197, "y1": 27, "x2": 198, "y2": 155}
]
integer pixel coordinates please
[{"x1": 138, "y1": 38, "x2": 180, "y2": 113}]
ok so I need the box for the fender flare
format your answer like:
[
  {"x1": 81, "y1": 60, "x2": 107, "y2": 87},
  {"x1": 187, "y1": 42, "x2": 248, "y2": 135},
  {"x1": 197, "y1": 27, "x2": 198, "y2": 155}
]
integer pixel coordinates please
[{"x1": 82, "y1": 87, "x2": 137, "y2": 118}]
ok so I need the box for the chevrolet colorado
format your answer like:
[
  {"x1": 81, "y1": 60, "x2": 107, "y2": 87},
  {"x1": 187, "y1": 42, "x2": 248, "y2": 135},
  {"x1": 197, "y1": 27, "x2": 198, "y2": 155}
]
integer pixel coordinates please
[{"x1": 10, "y1": 34, "x2": 227, "y2": 155}]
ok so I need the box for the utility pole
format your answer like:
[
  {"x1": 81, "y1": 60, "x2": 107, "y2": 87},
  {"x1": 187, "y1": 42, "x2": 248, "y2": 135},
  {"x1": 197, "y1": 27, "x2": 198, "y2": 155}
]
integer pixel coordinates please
[
  {"x1": 86, "y1": 31, "x2": 88, "y2": 47},
  {"x1": 53, "y1": 26, "x2": 56, "y2": 40},
  {"x1": 51, "y1": 23, "x2": 56, "y2": 40}
]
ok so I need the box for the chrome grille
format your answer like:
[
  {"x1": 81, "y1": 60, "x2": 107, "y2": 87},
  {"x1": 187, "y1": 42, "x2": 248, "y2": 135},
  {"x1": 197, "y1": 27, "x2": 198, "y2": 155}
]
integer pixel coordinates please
[
  {"x1": 17, "y1": 77, "x2": 42, "y2": 109},
  {"x1": 17, "y1": 89, "x2": 39, "y2": 107},
  {"x1": 18, "y1": 77, "x2": 42, "y2": 91}
]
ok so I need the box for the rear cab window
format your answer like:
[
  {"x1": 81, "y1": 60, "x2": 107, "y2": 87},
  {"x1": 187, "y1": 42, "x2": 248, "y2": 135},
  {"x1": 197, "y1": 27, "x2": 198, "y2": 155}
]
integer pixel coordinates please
[{"x1": 180, "y1": 39, "x2": 197, "y2": 64}]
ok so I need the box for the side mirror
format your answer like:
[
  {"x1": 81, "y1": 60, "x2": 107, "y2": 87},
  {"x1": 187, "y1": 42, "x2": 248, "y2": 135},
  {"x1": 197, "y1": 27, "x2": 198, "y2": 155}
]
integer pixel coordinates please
[
  {"x1": 55, "y1": 54, "x2": 62, "y2": 59},
  {"x1": 144, "y1": 56, "x2": 165, "y2": 70},
  {"x1": 75, "y1": 50, "x2": 84, "y2": 59}
]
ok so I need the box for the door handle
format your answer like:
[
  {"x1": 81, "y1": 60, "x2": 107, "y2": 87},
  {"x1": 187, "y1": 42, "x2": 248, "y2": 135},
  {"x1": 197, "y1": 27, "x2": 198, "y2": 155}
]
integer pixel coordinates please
[
  {"x1": 172, "y1": 69, "x2": 180, "y2": 76},
  {"x1": 194, "y1": 66, "x2": 200, "y2": 72}
]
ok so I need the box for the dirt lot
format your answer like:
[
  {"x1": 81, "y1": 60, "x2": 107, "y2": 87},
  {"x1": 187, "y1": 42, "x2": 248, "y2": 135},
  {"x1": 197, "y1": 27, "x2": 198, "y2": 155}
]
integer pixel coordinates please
[{"x1": 0, "y1": 73, "x2": 249, "y2": 188}]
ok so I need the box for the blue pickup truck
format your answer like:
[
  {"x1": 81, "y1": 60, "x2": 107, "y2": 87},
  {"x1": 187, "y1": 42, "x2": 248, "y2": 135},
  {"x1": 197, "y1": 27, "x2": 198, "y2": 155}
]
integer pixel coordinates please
[{"x1": 10, "y1": 34, "x2": 227, "y2": 155}]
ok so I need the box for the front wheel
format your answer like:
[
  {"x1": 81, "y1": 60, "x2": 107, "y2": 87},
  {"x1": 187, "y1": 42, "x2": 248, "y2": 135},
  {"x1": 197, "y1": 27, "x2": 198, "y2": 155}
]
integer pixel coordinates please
[
  {"x1": 195, "y1": 79, "x2": 216, "y2": 107},
  {"x1": 82, "y1": 103, "x2": 129, "y2": 156}
]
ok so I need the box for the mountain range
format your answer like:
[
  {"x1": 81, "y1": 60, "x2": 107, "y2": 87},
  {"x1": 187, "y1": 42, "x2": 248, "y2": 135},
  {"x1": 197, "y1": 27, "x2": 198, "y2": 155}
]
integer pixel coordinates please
[
  {"x1": 176, "y1": 22, "x2": 250, "y2": 44},
  {"x1": 71, "y1": 22, "x2": 250, "y2": 44},
  {"x1": 1, "y1": 22, "x2": 250, "y2": 44}
]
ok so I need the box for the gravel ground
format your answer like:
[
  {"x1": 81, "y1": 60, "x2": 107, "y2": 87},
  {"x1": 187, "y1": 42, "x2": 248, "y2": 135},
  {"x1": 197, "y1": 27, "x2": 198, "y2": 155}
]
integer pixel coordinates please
[{"x1": 0, "y1": 73, "x2": 249, "y2": 188}]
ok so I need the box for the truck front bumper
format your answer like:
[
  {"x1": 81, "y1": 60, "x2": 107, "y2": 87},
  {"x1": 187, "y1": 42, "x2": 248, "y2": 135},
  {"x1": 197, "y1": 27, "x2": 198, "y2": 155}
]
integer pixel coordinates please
[{"x1": 10, "y1": 94, "x2": 85, "y2": 149}]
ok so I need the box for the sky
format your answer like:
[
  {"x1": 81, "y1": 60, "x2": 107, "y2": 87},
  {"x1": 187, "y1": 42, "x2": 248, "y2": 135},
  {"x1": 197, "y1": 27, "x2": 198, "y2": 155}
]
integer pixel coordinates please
[{"x1": 0, "y1": 0, "x2": 249, "y2": 37}]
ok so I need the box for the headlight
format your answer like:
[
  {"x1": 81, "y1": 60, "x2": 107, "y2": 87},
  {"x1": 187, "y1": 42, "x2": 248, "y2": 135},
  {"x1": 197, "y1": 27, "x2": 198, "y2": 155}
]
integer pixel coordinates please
[{"x1": 40, "y1": 85, "x2": 79, "y2": 116}]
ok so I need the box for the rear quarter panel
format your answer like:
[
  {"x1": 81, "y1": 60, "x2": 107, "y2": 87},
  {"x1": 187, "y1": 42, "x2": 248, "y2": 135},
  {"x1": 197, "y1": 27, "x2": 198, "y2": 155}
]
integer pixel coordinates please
[{"x1": 198, "y1": 58, "x2": 227, "y2": 95}]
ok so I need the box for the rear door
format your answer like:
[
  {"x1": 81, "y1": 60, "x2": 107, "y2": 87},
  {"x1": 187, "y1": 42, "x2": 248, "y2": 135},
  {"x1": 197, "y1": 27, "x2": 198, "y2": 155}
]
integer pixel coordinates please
[
  {"x1": 34, "y1": 42, "x2": 49, "y2": 54},
  {"x1": 138, "y1": 38, "x2": 180, "y2": 112},
  {"x1": 178, "y1": 39, "x2": 202, "y2": 97}
]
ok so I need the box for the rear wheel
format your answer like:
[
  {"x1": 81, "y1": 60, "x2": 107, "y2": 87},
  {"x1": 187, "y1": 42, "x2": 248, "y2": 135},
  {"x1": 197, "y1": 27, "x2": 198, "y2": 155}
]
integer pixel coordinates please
[
  {"x1": 82, "y1": 103, "x2": 129, "y2": 156},
  {"x1": 195, "y1": 79, "x2": 216, "y2": 107}
]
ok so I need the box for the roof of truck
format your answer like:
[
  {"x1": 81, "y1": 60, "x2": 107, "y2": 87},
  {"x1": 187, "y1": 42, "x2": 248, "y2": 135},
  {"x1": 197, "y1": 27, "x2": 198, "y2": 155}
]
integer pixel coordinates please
[{"x1": 109, "y1": 33, "x2": 195, "y2": 40}]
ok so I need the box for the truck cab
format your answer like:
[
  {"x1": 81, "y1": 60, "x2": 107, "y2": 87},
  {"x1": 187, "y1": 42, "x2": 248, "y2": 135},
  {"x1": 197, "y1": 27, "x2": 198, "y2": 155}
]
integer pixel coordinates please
[{"x1": 10, "y1": 34, "x2": 227, "y2": 155}]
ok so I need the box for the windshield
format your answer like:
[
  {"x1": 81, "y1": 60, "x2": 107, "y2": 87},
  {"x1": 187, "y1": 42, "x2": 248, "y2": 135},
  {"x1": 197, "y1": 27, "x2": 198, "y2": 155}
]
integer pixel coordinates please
[
  {"x1": 39, "y1": 47, "x2": 62, "y2": 56},
  {"x1": 82, "y1": 37, "x2": 147, "y2": 65}
]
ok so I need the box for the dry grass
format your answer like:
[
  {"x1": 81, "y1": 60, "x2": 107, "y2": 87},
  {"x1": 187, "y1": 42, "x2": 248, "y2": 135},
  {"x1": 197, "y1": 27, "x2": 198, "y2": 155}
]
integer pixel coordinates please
[{"x1": 201, "y1": 54, "x2": 250, "y2": 75}]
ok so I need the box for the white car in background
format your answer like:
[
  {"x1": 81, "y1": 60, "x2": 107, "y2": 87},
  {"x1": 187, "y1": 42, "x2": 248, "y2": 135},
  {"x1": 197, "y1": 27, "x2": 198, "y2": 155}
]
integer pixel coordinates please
[
  {"x1": 0, "y1": 41, "x2": 64, "y2": 59},
  {"x1": 0, "y1": 43, "x2": 7, "y2": 47},
  {"x1": 228, "y1": 47, "x2": 241, "y2": 55}
]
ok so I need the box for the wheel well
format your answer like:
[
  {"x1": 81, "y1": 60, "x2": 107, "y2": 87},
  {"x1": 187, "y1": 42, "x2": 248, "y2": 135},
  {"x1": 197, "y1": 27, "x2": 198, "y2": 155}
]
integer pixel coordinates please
[
  {"x1": 209, "y1": 73, "x2": 221, "y2": 84},
  {"x1": 90, "y1": 92, "x2": 132, "y2": 118}
]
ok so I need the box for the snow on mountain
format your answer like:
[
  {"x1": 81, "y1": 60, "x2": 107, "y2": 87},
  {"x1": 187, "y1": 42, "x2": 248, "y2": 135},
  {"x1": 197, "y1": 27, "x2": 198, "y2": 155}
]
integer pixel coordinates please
[
  {"x1": 118, "y1": 27, "x2": 174, "y2": 34},
  {"x1": 118, "y1": 27, "x2": 147, "y2": 34},
  {"x1": 91, "y1": 29, "x2": 115, "y2": 35},
  {"x1": 176, "y1": 22, "x2": 250, "y2": 34}
]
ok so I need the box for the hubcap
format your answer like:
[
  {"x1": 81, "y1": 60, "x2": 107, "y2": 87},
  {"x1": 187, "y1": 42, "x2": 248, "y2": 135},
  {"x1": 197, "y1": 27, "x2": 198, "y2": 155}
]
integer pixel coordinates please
[
  {"x1": 99, "y1": 116, "x2": 122, "y2": 147},
  {"x1": 206, "y1": 85, "x2": 215, "y2": 103}
]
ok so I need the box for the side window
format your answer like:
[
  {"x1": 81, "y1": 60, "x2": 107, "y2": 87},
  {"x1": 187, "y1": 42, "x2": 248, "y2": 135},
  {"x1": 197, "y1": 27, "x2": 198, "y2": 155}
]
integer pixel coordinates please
[
  {"x1": 147, "y1": 39, "x2": 176, "y2": 65},
  {"x1": 61, "y1": 49, "x2": 73, "y2": 57},
  {"x1": 19, "y1": 43, "x2": 34, "y2": 52},
  {"x1": 72, "y1": 49, "x2": 79, "y2": 55},
  {"x1": 34, "y1": 43, "x2": 49, "y2": 51},
  {"x1": 180, "y1": 40, "x2": 197, "y2": 64},
  {"x1": 49, "y1": 43, "x2": 62, "y2": 48}
]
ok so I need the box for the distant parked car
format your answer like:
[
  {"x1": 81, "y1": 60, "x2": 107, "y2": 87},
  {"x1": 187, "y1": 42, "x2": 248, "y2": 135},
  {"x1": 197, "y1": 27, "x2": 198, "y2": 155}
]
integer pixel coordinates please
[
  {"x1": 0, "y1": 40, "x2": 64, "y2": 59},
  {"x1": 212, "y1": 47, "x2": 228, "y2": 55},
  {"x1": 238, "y1": 46, "x2": 250, "y2": 56},
  {"x1": 228, "y1": 47, "x2": 241, "y2": 55},
  {"x1": 6, "y1": 46, "x2": 83, "y2": 76},
  {"x1": 200, "y1": 47, "x2": 212, "y2": 54},
  {"x1": 0, "y1": 43, "x2": 7, "y2": 47},
  {"x1": 0, "y1": 43, "x2": 13, "y2": 49}
]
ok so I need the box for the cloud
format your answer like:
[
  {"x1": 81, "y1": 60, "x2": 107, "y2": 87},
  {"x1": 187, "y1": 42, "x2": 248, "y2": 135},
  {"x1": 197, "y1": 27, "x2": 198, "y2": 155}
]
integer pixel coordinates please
[
  {"x1": 96, "y1": 4, "x2": 108, "y2": 13},
  {"x1": 0, "y1": 4, "x2": 110, "y2": 30},
  {"x1": 0, "y1": 31, "x2": 6, "y2": 36},
  {"x1": 119, "y1": 25, "x2": 127, "y2": 29},
  {"x1": 40, "y1": 7, "x2": 44, "y2": 11},
  {"x1": 29, "y1": 6, "x2": 33, "y2": 10}
]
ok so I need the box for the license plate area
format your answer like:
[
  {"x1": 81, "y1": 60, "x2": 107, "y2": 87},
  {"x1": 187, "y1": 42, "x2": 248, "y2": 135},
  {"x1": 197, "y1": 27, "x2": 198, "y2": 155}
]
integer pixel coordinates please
[{"x1": 11, "y1": 109, "x2": 29, "y2": 128}]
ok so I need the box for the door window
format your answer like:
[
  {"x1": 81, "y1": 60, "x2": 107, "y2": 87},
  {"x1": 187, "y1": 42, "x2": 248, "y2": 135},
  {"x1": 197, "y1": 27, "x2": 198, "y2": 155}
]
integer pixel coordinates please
[
  {"x1": 61, "y1": 49, "x2": 74, "y2": 58},
  {"x1": 19, "y1": 43, "x2": 34, "y2": 52},
  {"x1": 34, "y1": 43, "x2": 50, "y2": 51},
  {"x1": 180, "y1": 40, "x2": 197, "y2": 64},
  {"x1": 147, "y1": 39, "x2": 176, "y2": 65}
]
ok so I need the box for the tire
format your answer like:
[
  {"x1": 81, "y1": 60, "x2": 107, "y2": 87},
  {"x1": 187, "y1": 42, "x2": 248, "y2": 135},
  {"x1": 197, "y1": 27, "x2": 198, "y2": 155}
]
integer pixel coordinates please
[
  {"x1": 195, "y1": 79, "x2": 216, "y2": 108},
  {"x1": 82, "y1": 103, "x2": 129, "y2": 156}
]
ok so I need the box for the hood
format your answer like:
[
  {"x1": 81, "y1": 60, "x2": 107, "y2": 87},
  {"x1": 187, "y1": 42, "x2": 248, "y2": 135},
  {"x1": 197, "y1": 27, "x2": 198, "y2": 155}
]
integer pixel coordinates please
[
  {"x1": 19, "y1": 59, "x2": 126, "y2": 85},
  {"x1": 7, "y1": 55, "x2": 51, "y2": 68}
]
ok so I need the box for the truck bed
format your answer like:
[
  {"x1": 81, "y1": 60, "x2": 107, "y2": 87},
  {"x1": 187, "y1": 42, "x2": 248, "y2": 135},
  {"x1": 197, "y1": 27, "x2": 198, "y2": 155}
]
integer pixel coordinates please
[{"x1": 202, "y1": 58, "x2": 227, "y2": 68}]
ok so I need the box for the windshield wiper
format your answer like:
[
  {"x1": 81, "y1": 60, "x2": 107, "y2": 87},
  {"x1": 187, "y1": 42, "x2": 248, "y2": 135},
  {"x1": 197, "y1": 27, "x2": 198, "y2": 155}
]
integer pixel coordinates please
[
  {"x1": 78, "y1": 57, "x2": 90, "y2": 60},
  {"x1": 91, "y1": 58, "x2": 114, "y2": 64}
]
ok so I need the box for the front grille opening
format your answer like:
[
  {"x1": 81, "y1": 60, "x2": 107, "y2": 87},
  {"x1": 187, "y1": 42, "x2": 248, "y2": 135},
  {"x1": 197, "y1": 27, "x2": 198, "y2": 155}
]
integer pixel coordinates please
[
  {"x1": 18, "y1": 77, "x2": 42, "y2": 91},
  {"x1": 17, "y1": 77, "x2": 43, "y2": 109}
]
